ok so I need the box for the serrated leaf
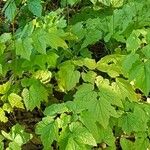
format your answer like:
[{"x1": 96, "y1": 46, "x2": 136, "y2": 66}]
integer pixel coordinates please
[
  {"x1": 44, "y1": 103, "x2": 68, "y2": 116},
  {"x1": 134, "y1": 135, "x2": 149, "y2": 150},
  {"x1": 120, "y1": 138, "x2": 135, "y2": 150},
  {"x1": 46, "y1": 52, "x2": 59, "y2": 68},
  {"x1": 36, "y1": 117, "x2": 58, "y2": 150},
  {"x1": 0, "y1": 81, "x2": 11, "y2": 95},
  {"x1": 96, "y1": 76, "x2": 123, "y2": 108},
  {"x1": 8, "y1": 93, "x2": 24, "y2": 109},
  {"x1": 57, "y1": 62, "x2": 80, "y2": 91},
  {"x1": 129, "y1": 60, "x2": 150, "y2": 96},
  {"x1": 82, "y1": 71, "x2": 97, "y2": 84},
  {"x1": 0, "y1": 33, "x2": 12, "y2": 43},
  {"x1": 74, "y1": 83, "x2": 97, "y2": 110},
  {"x1": 3, "y1": 0, "x2": 17, "y2": 21},
  {"x1": 81, "y1": 29, "x2": 102, "y2": 49},
  {"x1": 45, "y1": 33, "x2": 68, "y2": 49},
  {"x1": 27, "y1": 0, "x2": 42, "y2": 17},
  {"x1": 59, "y1": 122, "x2": 96, "y2": 149},
  {"x1": 15, "y1": 38, "x2": 33, "y2": 60},
  {"x1": 7, "y1": 142, "x2": 21, "y2": 150},
  {"x1": 142, "y1": 44, "x2": 150, "y2": 59},
  {"x1": 122, "y1": 53, "x2": 139, "y2": 73},
  {"x1": 73, "y1": 58, "x2": 97, "y2": 70},
  {"x1": 89, "y1": 95, "x2": 118, "y2": 128},
  {"x1": 97, "y1": 54, "x2": 124, "y2": 77},
  {"x1": 32, "y1": 29, "x2": 46, "y2": 54},
  {"x1": 126, "y1": 31, "x2": 141, "y2": 52},
  {"x1": 22, "y1": 81, "x2": 48, "y2": 110},
  {"x1": 83, "y1": 58, "x2": 97, "y2": 70},
  {"x1": 112, "y1": 78, "x2": 137, "y2": 102},
  {"x1": 118, "y1": 106, "x2": 148, "y2": 133},
  {"x1": 2, "y1": 124, "x2": 32, "y2": 148},
  {"x1": 33, "y1": 70, "x2": 52, "y2": 84},
  {"x1": 2, "y1": 103, "x2": 13, "y2": 113}
]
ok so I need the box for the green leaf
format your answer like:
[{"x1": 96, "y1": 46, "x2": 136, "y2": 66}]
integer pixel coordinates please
[
  {"x1": 7, "y1": 142, "x2": 21, "y2": 150},
  {"x1": 73, "y1": 58, "x2": 97, "y2": 70},
  {"x1": 81, "y1": 29, "x2": 102, "y2": 49},
  {"x1": 8, "y1": 93, "x2": 24, "y2": 109},
  {"x1": 44, "y1": 103, "x2": 68, "y2": 116},
  {"x1": 22, "y1": 81, "x2": 48, "y2": 110},
  {"x1": 46, "y1": 52, "x2": 59, "y2": 68},
  {"x1": 57, "y1": 62, "x2": 80, "y2": 91},
  {"x1": 142, "y1": 44, "x2": 150, "y2": 59},
  {"x1": 36, "y1": 117, "x2": 58, "y2": 150},
  {"x1": 96, "y1": 76, "x2": 123, "y2": 108},
  {"x1": 97, "y1": 54, "x2": 124, "y2": 78},
  {"x1": 15, "y1": 38, "x2": 33, "y2": 60},
  {"x1": 3, "y1": 0, "x2": 17, "y2": 21},
  {"x1": 0, "y1": 64, "x2": 2, "y2": 74},
  {"x1": 45, "y1": 33, "x2": 68, "y2": 49},
  {"x1": 82, "y1": 71, "x2": 97, "y2": 84},
  {"x1": 134, "y1": 134, "x2": 149, "y2": 150},
  {"x1": 120, "y1": 138, "x2": 135, "y2": 150},
  {"x1": 0, "y1": 33, "x2": 12, "y2": 43},
  {"x1": 59, "y1": 122, "x2": 97, "y2": 149},
  {"x1": 27, "y1": 0, "x2": 42, "y2": 17},
  {"x1": 74, "y1": 83, "x2": 97, "y2": 110},
  {"x1": 122, "y1": 53, "x2": 139, "y2": 73},
  {"x1": 89, "y1": 95, "x2": 118, "y2": 128},
  {"x1": 32, "y1": 29, "x2": 46, "y2": 54},
  {"x1": 118, "y1": 106, "x2": 148, "y2": 133},
  {"x1": 0, "y1": 43, "x2": 6, "y2": 56},
  {"x1": 0, "y1": 135, "x2": 4, "y2": 150},
  {"x1": 61, "y1": 0, "x2": 80, "y2": 6},
  {"x1": 1, "y1": 124, "x2": 32, "y2": 148},
  {"x1": 129, "y1": 60, "x2": 150, "y2": 96},
  {"x1": 126, "y1": 31, "x2": 141, "y2": 52},
  {"x1": 112, "y1": 78, "x2": 137, "y2": 102}
]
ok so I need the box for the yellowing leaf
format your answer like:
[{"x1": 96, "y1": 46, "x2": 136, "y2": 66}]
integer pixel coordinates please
[
  {"x1": 3, "y1": 103, "x2": 13, "y2": 113},
  {"x1": 8, "y1": 93, "x2": 24, "y2": 109},
  {"x1": 97, "y1": 54, "x2": 124, "y2": 77},
  {"x1": 33, "y1": 70, "x2": 52, "y2": 84},
  {"x1": 0, "y1": 81, "x2": 11, "y2": 95},
  {"x1": 0, "y1": 108, "x2": 8, "y2": 123}
]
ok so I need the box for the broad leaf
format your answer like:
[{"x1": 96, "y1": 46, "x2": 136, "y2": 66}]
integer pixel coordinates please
[
  {"x1": 27, "y1": 0, "x2": 42, "y2": 17},
  {"x1": 57, "y1": 62, "x2": 80, "y2": 91},
  {"x1": 59, "y1": 122, "x2": 97, "y2": 149},
  {"x1": 22, "y1": 81, "x2": 48, "y2": 110},
  {"x1": 36, "y1": 117, "x2": 58, "y2": 150},
  {"x1": 74, "y1": 83, "x2": 97, "y2": 110},
  {"x1": 129, "y1": 60, "x2": 150, "y2": 96},
  {"x1": 8, "y1": 93, "x2": 24, "y2": 109}
]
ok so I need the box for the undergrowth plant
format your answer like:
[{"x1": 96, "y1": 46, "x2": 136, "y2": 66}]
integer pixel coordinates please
[{"x1": 0, "y1": 0, "x2": 150, "y2": 149}]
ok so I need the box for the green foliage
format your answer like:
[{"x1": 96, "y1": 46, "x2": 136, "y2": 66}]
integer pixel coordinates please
[
  {"x1": 0, "y1": 0, "x2": 150, "y2": 149},
  {"x1": 1, "y1": 124, "x2": 32, "y2": 150}
]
